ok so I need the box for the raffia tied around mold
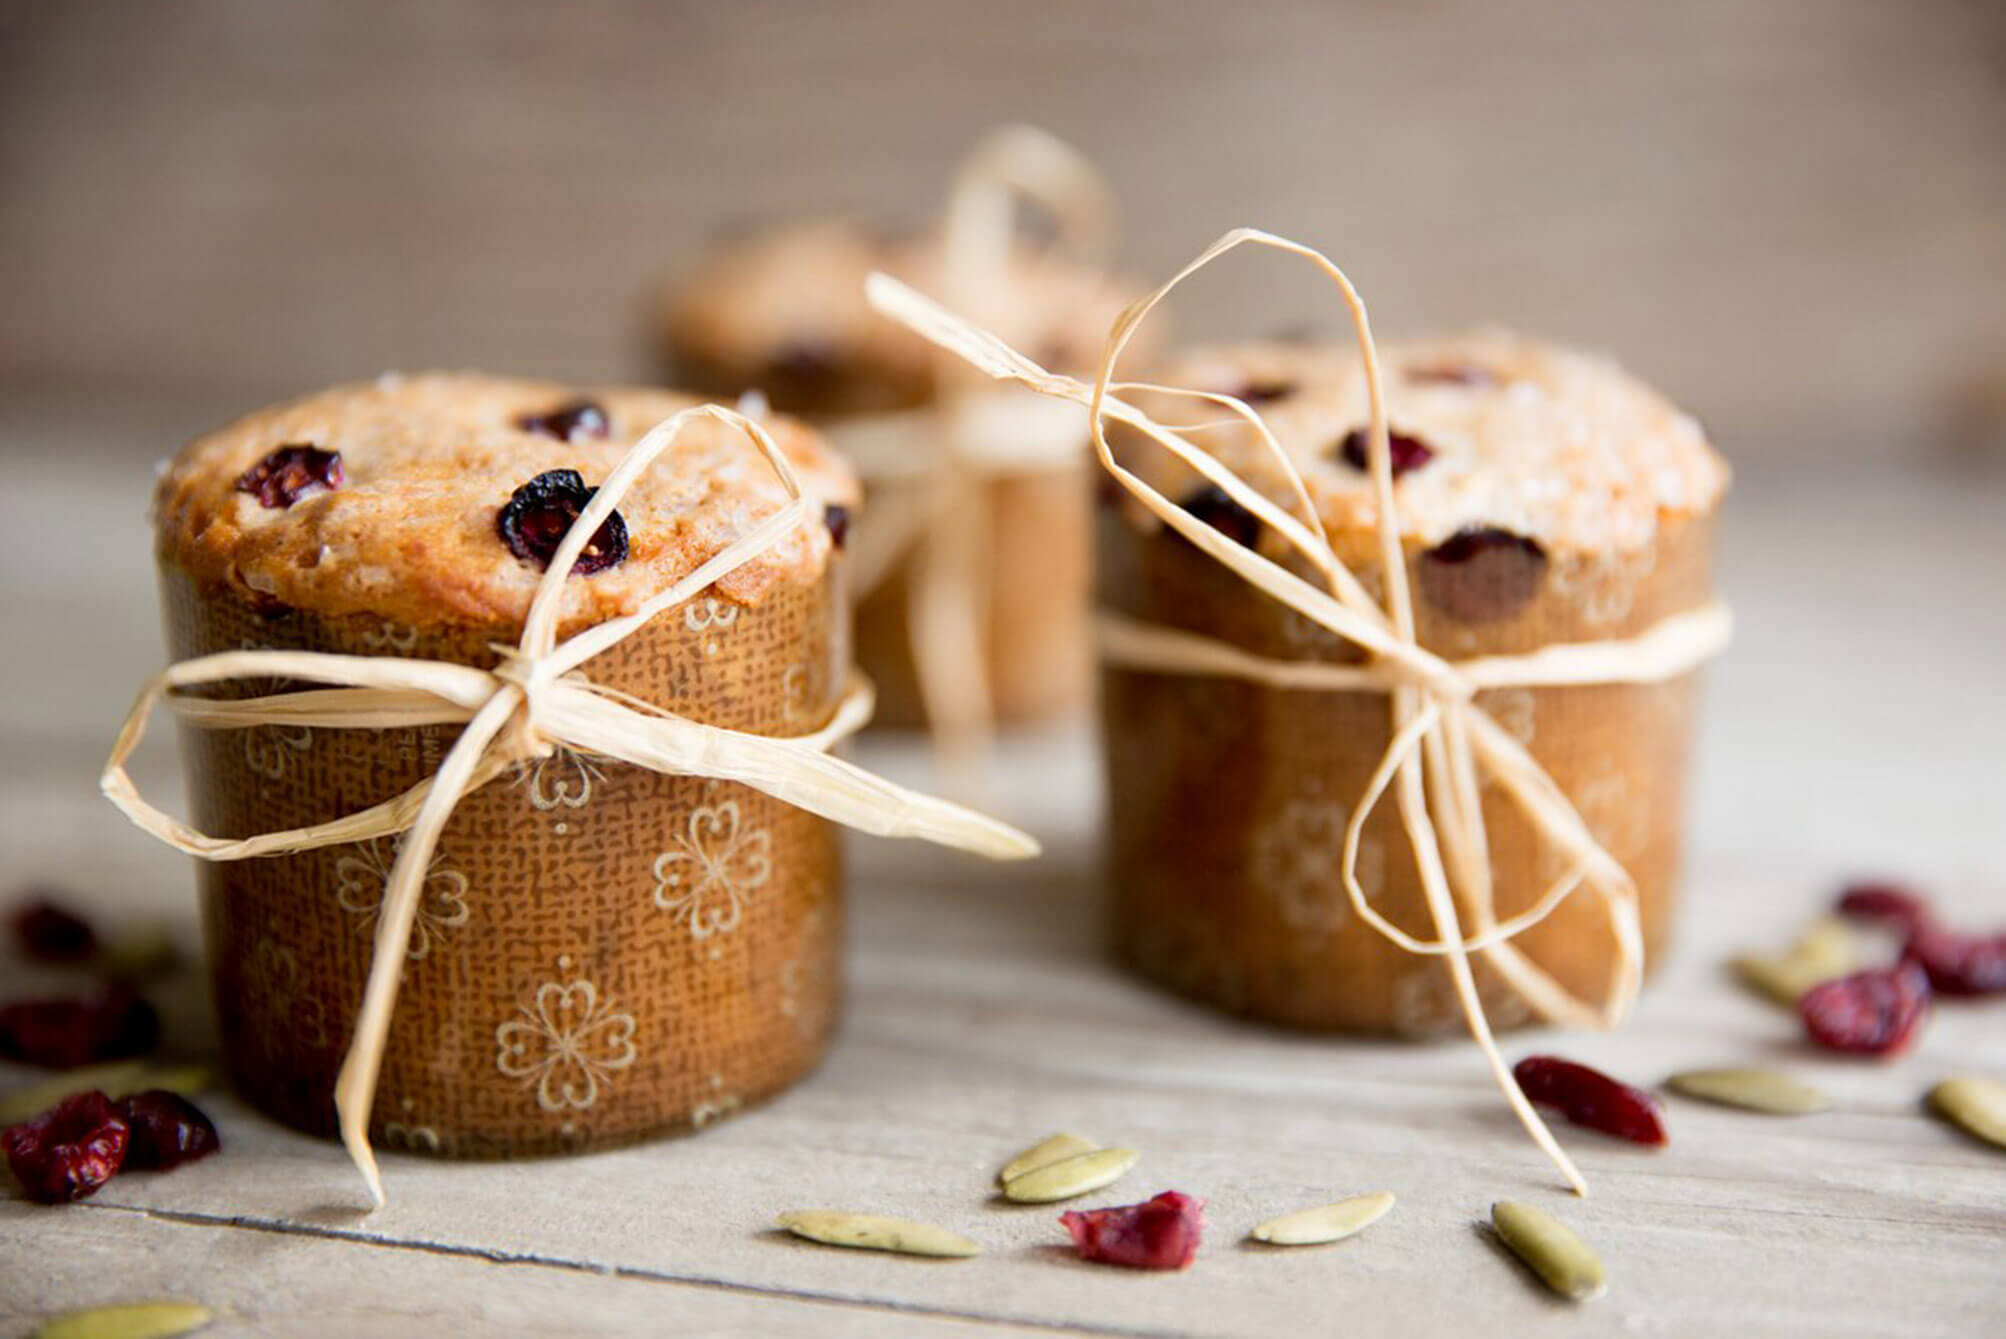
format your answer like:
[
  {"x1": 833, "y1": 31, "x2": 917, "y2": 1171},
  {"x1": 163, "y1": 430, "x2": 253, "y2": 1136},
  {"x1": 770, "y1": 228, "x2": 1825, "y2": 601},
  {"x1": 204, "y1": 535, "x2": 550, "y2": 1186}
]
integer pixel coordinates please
[
  {"x1": 867, "y1": 229, "x2": 1732, "y2": 1195},
  {"x1": 836, "y1": 125, "x2": 1115, "y2": 781},
  {"x1": 102, "y1": 403, "x2": 1038, "y2": 1208}
]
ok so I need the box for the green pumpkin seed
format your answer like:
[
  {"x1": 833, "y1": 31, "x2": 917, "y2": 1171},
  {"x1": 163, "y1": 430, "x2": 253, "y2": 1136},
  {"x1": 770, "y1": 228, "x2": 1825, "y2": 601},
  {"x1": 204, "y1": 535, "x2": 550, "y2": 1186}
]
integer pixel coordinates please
[
  {"x1": 1732, "y1": 918, "x2": 1857, "y2": 1006},
  {"x1": 1250, "y1": 1191, "x2": 1396, "y2": 1245},
  {"x1": 1491, "y1": 1201, "x2": 1606, "y2": 1301},
  {"x1": 1929, "y1": 1076, "x2": 2006, "y2": 1150},
  {"x1": 996, "y1": 1132, "x2": 1097, "y2": 1186},
  {"x1": 1667, "y1": 1068, "x2": 1831, "y2": 1115},
  {"x1": 0, "y1": 1062, "x2": 216, "y2": 1125},
  {"x1": 777, "y1": 1210, "x2": 980, "y2": 1258},
  {"x1": 34, "y1": 1300, "x2": 213, "y2": 1339},
  {"x1": 1000, "y1": 1146, "x2": 1139, "y2": 1203}
]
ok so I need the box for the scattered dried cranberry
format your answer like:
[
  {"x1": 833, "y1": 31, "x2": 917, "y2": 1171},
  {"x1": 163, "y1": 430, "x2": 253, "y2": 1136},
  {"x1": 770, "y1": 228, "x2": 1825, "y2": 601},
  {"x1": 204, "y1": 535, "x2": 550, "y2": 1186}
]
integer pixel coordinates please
[
  {"x1": 1903, "y1": 923, "x2": 2006, "y2": 997},
  {"x1": 1060, "y1": 1191, "x2": 1205, "y2": 1270},
  {"x1": 1338, "y1": 427, "x2": 1436, "y2": 476},
  {"x1": 117, "y1": 1090, "x2": 220, "y2": 1171},
  {"x1": 496, "y1": 469, "x2": 628, "y2": 575},
  {"x1": 11, "y1": 895, "x2": 96, "y2": 963},
  {"x1": 1799, "y1": 962, "x2": 1931, "y2": 1056},
  {"x1": 1835, "y1": 882, "x2": 1929, "y2": 932},
  {"x1": 0, "y1": 984, "x2": 159, "y2": 1069},
  {"x1": 1178, "y1": 483, "x2": 1263, "y2": 550},
  {"x1": 2, "y1": 1091, "x2": 128, "y2": 1203},
  {"x1": 1418, "y1": 526, "x2": 1547, "y2": 622},
  {"x1": 1834, "y1": 882, "x2": 2006, "y2": 996},
  {"x1": 235, "y1": 444, "x2": 343, "y2": 509},
  {"x1": 1406, "y1": 362, "x2": 1497, "y2": 387},
  {"x1": 823, "y1": 503, "x2": 851, "y2": 549},
  {"x1": 1512, "y1": 1055, "x2": 1668, "y2": 1146},
  {"x1": 516, "y1": 399, "x2": 611, "y2": 443}
]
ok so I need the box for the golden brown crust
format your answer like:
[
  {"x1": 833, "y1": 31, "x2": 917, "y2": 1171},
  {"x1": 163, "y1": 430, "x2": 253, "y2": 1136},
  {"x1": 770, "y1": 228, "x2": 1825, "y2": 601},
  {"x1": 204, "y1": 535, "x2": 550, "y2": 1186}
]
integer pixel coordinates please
[
  {"x1": 154, "y1": 372, "x2": 860, "y2": 629},
  {"x1": 1122, "y1": 329, "x2": 1730, "y2": 555},
  {"x1": 660, "y1": 219, "x2": 1142, "y2": 417}
]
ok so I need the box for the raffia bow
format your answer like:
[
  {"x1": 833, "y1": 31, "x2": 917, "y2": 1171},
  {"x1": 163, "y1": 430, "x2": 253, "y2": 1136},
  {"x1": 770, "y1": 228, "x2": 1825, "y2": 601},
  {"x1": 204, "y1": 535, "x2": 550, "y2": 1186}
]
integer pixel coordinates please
[
  {"x1": 834, "y1": 125, "x2": 1118, "y2": 781},
  {"x1": 869, "y1": 229, "x2": 1731, "y2": 1194},
  {"x1": 102, "y1": 403, "x2": 1038, "y2": 1207}
]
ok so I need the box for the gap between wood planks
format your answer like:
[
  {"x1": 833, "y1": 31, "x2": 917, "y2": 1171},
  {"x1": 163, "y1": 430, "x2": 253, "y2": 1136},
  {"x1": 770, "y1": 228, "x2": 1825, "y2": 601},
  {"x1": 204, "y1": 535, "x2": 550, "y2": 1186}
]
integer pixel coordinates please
[{"x1": 63, "y1": 1199, "x2": 1176, "y2": 1339}]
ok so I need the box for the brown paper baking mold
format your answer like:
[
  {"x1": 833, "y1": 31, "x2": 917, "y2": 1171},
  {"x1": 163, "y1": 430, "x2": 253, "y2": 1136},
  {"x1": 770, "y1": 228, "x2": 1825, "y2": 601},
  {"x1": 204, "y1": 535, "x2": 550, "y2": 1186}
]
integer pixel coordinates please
[
  {"x1": 1097, "y1": 510, "x2": 1716, "y2": 1034},
  {"x1": 161, "y1": 563, "x2": 846, "y2": 1158}
]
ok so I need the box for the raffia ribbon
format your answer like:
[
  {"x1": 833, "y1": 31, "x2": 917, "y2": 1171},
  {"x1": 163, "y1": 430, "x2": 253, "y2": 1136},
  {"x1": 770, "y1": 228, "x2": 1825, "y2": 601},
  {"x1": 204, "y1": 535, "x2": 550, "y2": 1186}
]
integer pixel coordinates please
[
  {"x1": 832, "y1": 125, "x2": 1116, "y2": 780},
  {"x1": 869, "y1": 229, "x2": 1732, "y2": 1195},
  {"x1": 102, "y1": 403, "x2": 1038, "y2": 1208}
]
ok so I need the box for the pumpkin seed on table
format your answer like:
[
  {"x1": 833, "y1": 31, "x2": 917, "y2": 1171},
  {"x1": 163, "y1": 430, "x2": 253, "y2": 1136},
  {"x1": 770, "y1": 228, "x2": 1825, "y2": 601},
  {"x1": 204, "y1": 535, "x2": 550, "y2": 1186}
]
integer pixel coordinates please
[
  {"x1": 1928, "y1": 1076, "x2": 2006, "y2": 1150},
  {"x1": 1732, "y1": 918, "x2": 1857, "y2": 1006},
  {"x1": 1666, "y1": 1067, "x2": 1831, "y2": 1115},
  {"x1": 777, "y1": 1211, "x2": 981, "y2": 1258},
  {"x1": 996, "y1": 1131, "x2": 1097, "y2": 1186},
  {"x1": 1250, "y1": 1192, "x2": 1396, "y2": 1246},
  {"x1": 1000, "y1": 1146, "x2": 1139, "y2": 1203},
  {"x1": 1491, "y1": 1201, "x2": 1607, "y2": 1302},
  {"x1": 34, "y1": 1301, "x2": 213, "y2": 1339}
]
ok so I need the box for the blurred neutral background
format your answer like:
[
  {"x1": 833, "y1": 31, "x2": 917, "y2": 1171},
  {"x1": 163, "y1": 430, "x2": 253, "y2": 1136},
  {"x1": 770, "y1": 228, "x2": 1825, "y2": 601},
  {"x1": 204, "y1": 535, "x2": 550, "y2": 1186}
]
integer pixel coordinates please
[{"x1": 3, "y1": 0, "x2": 2004, "y2": 465}]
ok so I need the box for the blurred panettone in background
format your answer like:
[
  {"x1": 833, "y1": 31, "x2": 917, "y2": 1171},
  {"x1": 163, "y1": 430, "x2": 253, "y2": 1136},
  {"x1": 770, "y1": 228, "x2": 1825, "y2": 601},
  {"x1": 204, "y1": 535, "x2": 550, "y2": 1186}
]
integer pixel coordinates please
[{"x1": 658, "y1": 128, "x2": 1158, "y2": 744}]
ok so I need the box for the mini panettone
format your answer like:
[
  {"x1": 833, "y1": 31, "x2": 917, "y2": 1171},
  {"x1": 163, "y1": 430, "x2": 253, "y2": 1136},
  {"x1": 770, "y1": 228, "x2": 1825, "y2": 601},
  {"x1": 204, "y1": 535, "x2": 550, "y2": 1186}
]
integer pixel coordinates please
[
  {"x1": 120, "y1": 372, "x2": 1032, "y2": 1200},
  {"x1": 1098, "y1": 330, "x2": 1729, "y2": 1034},
  {"x1": 866, "y1": 229, "x2": 1732, "y2": 1191},
  {"x1": 660, "y1": 129, "x2": 1149, "y2": 738}
]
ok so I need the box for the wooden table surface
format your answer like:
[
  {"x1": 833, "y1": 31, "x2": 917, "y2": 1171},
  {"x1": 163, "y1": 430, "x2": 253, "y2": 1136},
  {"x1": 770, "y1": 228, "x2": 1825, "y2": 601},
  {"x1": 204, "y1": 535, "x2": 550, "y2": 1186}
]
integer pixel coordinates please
[{"x1": 1, "y1": 448, "x2": 2002, "y2": 1337}]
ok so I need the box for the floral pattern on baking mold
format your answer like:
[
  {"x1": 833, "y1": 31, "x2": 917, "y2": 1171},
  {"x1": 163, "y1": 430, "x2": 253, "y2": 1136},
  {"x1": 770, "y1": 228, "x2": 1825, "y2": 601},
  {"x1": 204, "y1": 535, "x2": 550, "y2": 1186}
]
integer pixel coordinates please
[
  {"x1": 652, "y1": 801, "x2": 773, "y2": 941},
  {"x1": 334, "y1": 836, "x2": 471, "y2": 960},
  {"x1": 1249, "y1": 778, "x2": 1382, "y2": 939},
  {"x1": 495, "y1": 959, "x2": 639, "y2": 1113}
]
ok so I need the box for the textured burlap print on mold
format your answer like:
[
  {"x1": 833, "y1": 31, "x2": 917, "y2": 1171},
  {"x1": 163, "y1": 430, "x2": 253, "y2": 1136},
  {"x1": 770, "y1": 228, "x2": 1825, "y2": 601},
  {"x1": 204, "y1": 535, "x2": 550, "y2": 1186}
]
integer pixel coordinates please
[{"x1": 164, "y1": 564, "x2": 845, "y2": 1158}]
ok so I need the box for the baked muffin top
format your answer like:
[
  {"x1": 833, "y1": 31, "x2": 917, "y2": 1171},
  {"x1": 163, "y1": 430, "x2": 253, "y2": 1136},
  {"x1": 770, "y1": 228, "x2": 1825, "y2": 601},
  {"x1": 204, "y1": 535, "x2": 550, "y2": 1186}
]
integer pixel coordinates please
[
  {"x1": 1122, "y1": 329, "x2": 1729, "y2": 555},
  {"x1": 661, "y1": 219, "x2": 1143, "y2": 416},
  {"x1": 155, "y1": 372, "x2": 859, "y2": 629}
]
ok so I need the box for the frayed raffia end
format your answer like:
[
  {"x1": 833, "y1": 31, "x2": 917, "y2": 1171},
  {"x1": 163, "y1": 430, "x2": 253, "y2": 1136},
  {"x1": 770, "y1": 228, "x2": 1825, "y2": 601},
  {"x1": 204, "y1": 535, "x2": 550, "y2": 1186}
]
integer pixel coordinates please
[
  {"x1": 103, "y1": 402, "x2": 1037, "y2": 1209},
  {"x1": 869, "y1": 229, "x2": 1733, "y2": 1197}
]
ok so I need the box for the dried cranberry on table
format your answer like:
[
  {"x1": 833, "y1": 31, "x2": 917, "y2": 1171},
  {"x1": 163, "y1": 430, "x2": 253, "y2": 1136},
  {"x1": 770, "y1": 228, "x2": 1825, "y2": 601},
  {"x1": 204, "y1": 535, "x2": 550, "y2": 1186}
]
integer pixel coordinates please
[
  {"x1": 1903, "y1": 923, "x2": 2006, "y2": 997},
  {"x1": 1337, "y1": 427, "x2": 1436, "y2": 477},
  {"x1": 2, "y1": 1090, "x2": 128, "y2": 1203},
  {"x1": 1060, "y1": 1191, "x2": 1206, "y2": 1270},
  {"x1": 117, "y1": 1090, "x2": 220, "y2": 1171},
  {"x1": 1511, "y1": 1055, "x2": 1669, "y2": 1146},
  {"x1": 516, "y1": 398, "x2": 611, "y2": 443},
  {"x1": 0, "y1": 983, "x2": 159, "y2": 1069},
  {"x1": 496, "y1": 469, "x2": 629, "y2": 575},
  {"x1": 1418, "y1": 526, "x2": 1548, "y2": 623},
  {"x1": 10, "y1": 895, "x2": 97, "y2": 963},
  {"x1": 235, "y1": 444, "x2": 343, "y2": 509},
  {"x1": 1833, "y1": 881, "x2": 2006, "y2": 997},
  {"x1": 1834, "y1": 882, "x2": 1929, "y2": 932},
  {"x1": 1798, "y1": 962, "x2": 1931, "y2": 1056}
]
